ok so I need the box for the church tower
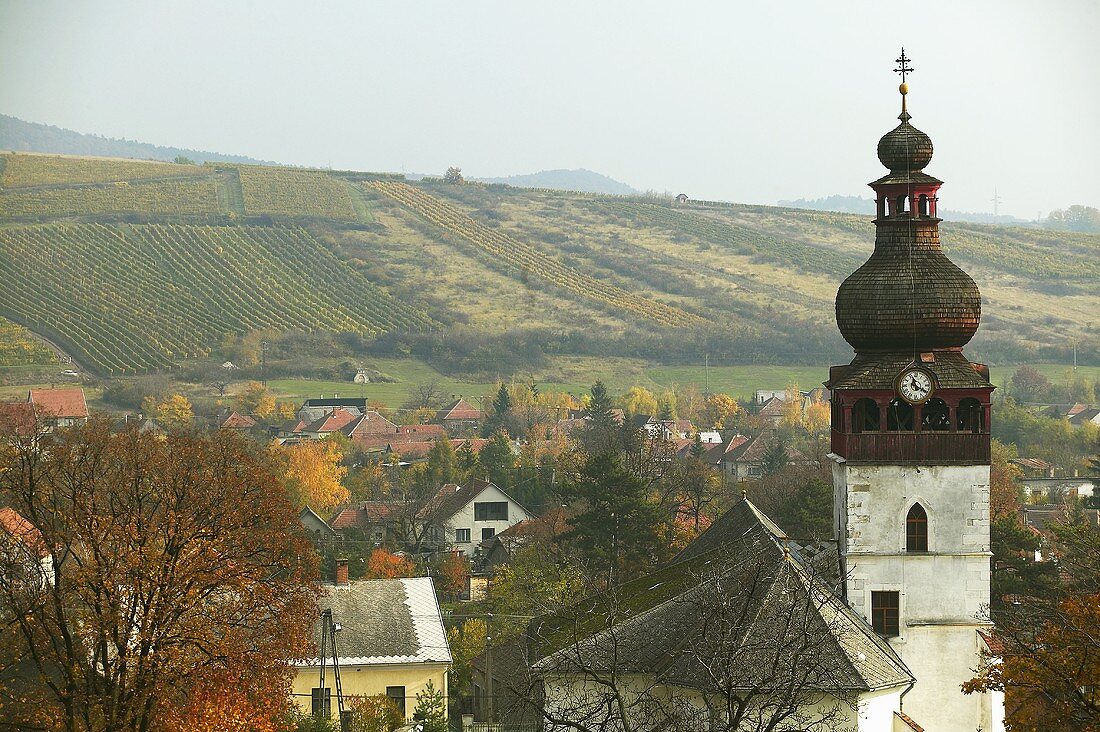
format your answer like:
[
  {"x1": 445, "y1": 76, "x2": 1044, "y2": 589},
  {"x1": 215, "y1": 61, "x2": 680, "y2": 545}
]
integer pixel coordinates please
[{"x1": 828, "y1": 51, "x2": 999, "y2": 731}]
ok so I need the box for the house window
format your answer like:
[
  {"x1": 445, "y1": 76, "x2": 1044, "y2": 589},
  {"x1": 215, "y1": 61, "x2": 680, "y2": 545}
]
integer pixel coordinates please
[
  {"x1": 386, "y1": 686, "x2": 406, "y2": 717},
  {"x1": 311, "y1": 687, "x2": 331, "y2": 718},
  {"x1": 455, "y1": 528, "x2": 471, "y2": 543},
  {"x1": 482, "y1": 527, "x2": 496, "y2": 541},
  {"x1": 906, "y1": 504, "x2": 928, "y2": 552},
  {"x1": 871, "y1": 591, "x2": 900, "y2": 636},
  {"x1": 748, "y1": 465, "x2": 762, "y2": 478},
  {"x1": 474, "y1": 501, "x2": 508, "y2": 521}
]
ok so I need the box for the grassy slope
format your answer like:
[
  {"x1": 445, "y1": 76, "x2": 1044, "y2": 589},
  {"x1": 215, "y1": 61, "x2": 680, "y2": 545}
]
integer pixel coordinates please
[{"x1": 0, "y1": 152, "x2": 1095, "y2": 382}]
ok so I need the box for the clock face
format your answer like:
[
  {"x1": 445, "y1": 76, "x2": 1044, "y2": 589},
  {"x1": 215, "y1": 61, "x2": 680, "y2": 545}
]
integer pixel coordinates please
[{"x1": 897, "y1": 368, "x2": 934, "y2": 404}]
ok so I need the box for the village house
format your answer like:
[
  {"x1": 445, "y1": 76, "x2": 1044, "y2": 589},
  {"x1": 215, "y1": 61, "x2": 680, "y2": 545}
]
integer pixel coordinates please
[
  {"x1": 436, "y1": 397, "x2": 482, "y2": 436},
  {"x1": 290, "y1": 566, "x2": 451, "y2": 723},
  {"x1": 419, "y1": 480, "x2": 536, "y2": 557},
  {"x1": 28, "y1": 387, "x2": 88, "y2": 432}
]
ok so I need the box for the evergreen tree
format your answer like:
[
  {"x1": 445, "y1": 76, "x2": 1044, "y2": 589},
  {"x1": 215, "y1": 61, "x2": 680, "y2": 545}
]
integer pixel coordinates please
[
  {"x1": 424, "y1": 436, "x2": 459, "y2": 487},
  {"x1": 690, "y1": 433, "x2": 706, "y2": 458},
  {"x1": 478, "y1": 431, "x2": 515, "y2": 489},
  {"x1": 761, "y1": 438, "x2": 789, "y2": 476},
  {"x1": 582, "y1": 380, "x2": 619, "y2": 454},
  {"x1": 411, "y1": 680, "x2": 447, "y2": 732},
  {"x1": 558, "y1": 451, "x2": 663, "y2": 583},
  {"x1": 482, "y1": 382, "x2": 514, "y2": 437}
]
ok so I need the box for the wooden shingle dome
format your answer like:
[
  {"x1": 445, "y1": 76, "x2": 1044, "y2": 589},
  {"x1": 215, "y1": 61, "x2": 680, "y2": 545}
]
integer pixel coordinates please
[
  {"x1": 835, "y1": 229, "x2": 981, "y2": 352},
  {"x1": 877, "y1": 113, "x2": 934, "y2": 173}
]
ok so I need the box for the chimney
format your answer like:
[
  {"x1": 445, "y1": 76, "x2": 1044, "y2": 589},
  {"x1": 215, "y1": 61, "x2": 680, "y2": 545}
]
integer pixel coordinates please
[{"x1": 335, "y1": 558, "x2": 349, "y2": 586}]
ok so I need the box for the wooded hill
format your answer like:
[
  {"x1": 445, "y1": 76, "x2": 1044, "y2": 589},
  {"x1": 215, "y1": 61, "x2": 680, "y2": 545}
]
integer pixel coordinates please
[{"x1": 0, "y1": 151, "x2": 1096, "y2": 375}]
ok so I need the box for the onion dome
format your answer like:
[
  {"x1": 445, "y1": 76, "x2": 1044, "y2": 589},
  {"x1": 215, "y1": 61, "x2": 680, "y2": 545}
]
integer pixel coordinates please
[
  {"x1": 878, "y1": 114, "x2": 933, "y2": 173},
  {"x1": 835, "y1": 237, "x2": 981, "y2": 352}
]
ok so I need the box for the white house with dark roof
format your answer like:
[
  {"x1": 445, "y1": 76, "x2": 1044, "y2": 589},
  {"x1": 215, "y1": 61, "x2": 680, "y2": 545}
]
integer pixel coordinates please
[
  {"x1": 419, "y1": 480, "x2": 536, "y2": 557},
  {"x1": 291, "y1": 574, "x2": 451, "y2": 723}
]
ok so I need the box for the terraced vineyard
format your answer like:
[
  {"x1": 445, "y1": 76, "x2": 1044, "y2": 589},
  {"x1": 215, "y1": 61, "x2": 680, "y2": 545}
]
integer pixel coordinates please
[
  {"x1": 367, "y1": 180, "x2": 706, "y2": 328},
  {"x1": 0, "y1": 223, "x2": 434, "y2": 374},
  {"x1": 0, "y1": 316, "x2": 56, "y2": 366},
  {"x1": 0, "y1": 153, "x2": 204, "y2": 188},
  {"x1": 235, "y1": 166, "x2": 358, "y2": 219},
  {"x1": 0, "y1": 178, "x2": 220, "y2": 218}
]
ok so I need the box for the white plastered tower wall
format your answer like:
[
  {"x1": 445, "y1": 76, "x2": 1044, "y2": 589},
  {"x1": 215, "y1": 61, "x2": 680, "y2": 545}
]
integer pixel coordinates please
[{"x1": 832, "y1": 456, "x2": 1000, "y2": 732}]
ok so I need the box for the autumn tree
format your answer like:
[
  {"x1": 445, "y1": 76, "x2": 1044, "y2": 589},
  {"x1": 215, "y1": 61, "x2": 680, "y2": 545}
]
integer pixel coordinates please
[
  {"x1": 966, "y1": 513, "x2": 1100, "y2": 731},
  {"x1": 0, "y1": 420, "x2": 318, "y2": 732},
  {"x1": 234, "y1": 379, "x2": 276, "y2": 419},
  {"x1": 616, "y1": 385, "x2": 657, "y2": 418},
  {"x1": 271, "y1": 438, "x2": 350, "y2": 510},
  {"x1": 366, "y1": 548, "x2": 416, "y2": 579},
  {"x1": 699, "y1": 392, "x2": 742, "y2": 430},
  {"x1": 346, "y1": 694, "x2": 403, "y2": 732},
  {"x1": 435, "y1": 551, "x2": 470, "y2": 600},
  {"x1": 142, "y1": 392, "x2": 194, "y2": 428}
]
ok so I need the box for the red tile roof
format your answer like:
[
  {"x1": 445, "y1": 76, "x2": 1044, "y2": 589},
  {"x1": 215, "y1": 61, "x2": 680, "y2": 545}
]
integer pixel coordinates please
[
  {"x1": 329, "y1": 501, "x2": 403, "y2": 530},
  {"x1": 398, "y1": 424, "x2": 447, "y2": 438},
  {"x1": 342, "y1": 411, "x2": 398, "y2": 437},
  {"x1": 0, "y1": 507, "x2": 48, "y2": 558},
  {"x1": 220, "y1": 411, "x2": 258, "y2": 429},
  {"x1": 438, "y1": 398, "x2": 481, "y2": 421},
  {"x1": 28, "y1": 388, "x2": 88, "y2": 419},
  {"x1": 305, "y1": 407, "x2": 361, "y2": 434}
]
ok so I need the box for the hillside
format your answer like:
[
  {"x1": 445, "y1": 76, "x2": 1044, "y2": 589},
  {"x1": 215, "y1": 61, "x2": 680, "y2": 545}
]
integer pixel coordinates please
[
  {"x1": 0, "y1": 151, "x2": 1096, "y2": 376},
  {"x1": 475, "y1": 168, "x2": 639, "y2": 195},
  {"x1": 0, "y1": 114, "x2": 274, "y2": 166}
]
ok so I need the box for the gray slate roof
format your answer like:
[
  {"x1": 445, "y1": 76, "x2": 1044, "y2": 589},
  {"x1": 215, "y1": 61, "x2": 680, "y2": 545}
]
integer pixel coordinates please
[
  {"x1": 304, "y1": 577, "x2": 451, "y2": 666},
  {"x1": 529, "y1": 499, "x2": 912, "y2": 693}
]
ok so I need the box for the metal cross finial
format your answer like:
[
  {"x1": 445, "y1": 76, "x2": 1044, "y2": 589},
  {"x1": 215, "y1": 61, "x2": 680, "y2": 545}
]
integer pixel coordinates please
[{"x1": 894, "y1": 48, "x2": 914, "y2": 83}]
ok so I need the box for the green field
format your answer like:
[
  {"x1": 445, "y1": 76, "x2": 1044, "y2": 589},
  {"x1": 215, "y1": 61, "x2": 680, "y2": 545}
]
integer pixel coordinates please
[{"x1": 270, "y1": 357, "x2": 1097, "y2": 409}]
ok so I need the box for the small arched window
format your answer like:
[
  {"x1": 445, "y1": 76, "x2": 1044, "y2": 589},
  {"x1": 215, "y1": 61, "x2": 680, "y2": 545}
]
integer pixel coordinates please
[
  {"x1": 852, "y1": 397, "x2": 880, "y2": 433},
  {"x1": 906, "y1": 503, "x2": 928, "y2": 552},
  {"x1": 921, "y1": 398, "x2": 950, "y2": 431},
  {"x1": 958, "y1": 397, "x2": 984, "y2": 433},
  {"x1": 896, "y1": 195, "x2": 907, "y2": 215},
  {"x1": 887, "y1": 398, "x2": 914, "y2": 431},
  {"x1": 918, "y1": 194, "x2": 929, "y2": 217}
]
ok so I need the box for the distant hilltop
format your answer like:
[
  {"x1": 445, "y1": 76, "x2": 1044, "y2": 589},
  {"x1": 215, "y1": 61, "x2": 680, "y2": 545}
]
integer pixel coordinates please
[
  {"x1": 0, "y1": 114, "x2": 277, "y2": 167},
  {"x1": 474, "y1": 168, "x2": 639, "y2": 196}
]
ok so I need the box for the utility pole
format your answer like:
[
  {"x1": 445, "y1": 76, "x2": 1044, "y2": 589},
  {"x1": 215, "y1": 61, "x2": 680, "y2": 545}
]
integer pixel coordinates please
[
  {"x1": 260, "y1": 340, "x2": 269, "y2": 388},
  {"x1": 486, "y1": 613, "x2": 494, "y2": 723},
  {"x1": 704, "y1": 353, "x2": 710, "y2": 396}
]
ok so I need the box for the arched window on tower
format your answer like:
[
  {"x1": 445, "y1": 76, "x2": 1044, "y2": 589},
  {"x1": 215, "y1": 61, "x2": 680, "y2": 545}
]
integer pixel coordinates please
[
  {"x1": 877, "y1": 197, "x2": 886, "y2": 218},
  {"x1": 852, "y1": 397, "x2": 880, "y2": 433},
  {"x1": 887, "y1": 398, "x2": 914, "y2": 431},
  {"x1": 896, "y1": 195, "x2": 907, "y2": 216},
  {"x1": 921, "y1": 397, "x2": 950, "y2": 431},
  {"x1": 958, "y1": 397, "x2": 984, "y2": 433},
  {"x1": 918, "y1": 194, "x2": 929, "y2": 217},
  {"x1": 906, "y1": 503, "x2": 928, "y2": 552}
]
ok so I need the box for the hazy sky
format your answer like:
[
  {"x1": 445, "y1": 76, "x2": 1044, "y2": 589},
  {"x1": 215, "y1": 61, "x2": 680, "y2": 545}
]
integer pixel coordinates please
[{"x1": 2, "y1": 1, "x2": 1097, "y2": 218}]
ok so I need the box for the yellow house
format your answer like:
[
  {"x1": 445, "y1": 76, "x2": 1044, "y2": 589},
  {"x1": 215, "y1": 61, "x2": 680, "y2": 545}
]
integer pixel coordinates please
[{"x1": 292, "y1": 571, "x2": 451, "y2": 722}]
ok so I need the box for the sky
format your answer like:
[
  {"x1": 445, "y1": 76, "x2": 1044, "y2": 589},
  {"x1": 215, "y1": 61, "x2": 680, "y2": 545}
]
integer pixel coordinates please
[{"x1": 2, "y1": 1, "x2": 1097, "y2": 219}]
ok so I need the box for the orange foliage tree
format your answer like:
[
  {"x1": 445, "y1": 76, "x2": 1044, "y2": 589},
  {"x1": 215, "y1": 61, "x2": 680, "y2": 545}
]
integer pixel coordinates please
[
  {"x1": 965, "y1": 514, "x2": 1100, "y2": 731},
  {"x1": 0, "y1": 420, "x2": 318, "y2": 732},
  {"x1": 366, "y1": 548, "x2": 416, "y2": 579},
  {"x1": 271, "y1": 437, "x2": 350, "y2": 510}
]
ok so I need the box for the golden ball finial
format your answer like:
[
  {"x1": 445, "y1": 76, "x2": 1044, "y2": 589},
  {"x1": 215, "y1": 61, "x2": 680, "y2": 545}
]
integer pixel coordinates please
[{"x1": 899, "y1": 82, "x2": 909, "y2": 95}]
